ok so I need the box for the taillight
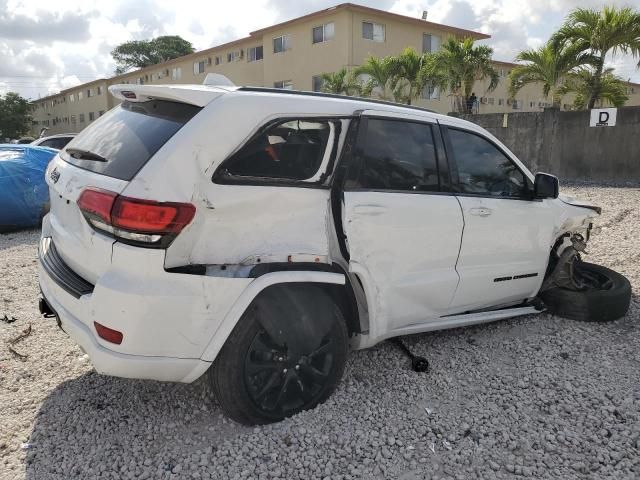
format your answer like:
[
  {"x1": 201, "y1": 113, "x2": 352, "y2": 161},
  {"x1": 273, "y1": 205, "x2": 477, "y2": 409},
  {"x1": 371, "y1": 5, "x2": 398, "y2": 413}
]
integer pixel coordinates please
[
  {"x1": 77, "y1": 187, "x2": 196, "y2": 247},
  {"x1": 94, "y1": 321, "x2": 123, "y2": 344}
]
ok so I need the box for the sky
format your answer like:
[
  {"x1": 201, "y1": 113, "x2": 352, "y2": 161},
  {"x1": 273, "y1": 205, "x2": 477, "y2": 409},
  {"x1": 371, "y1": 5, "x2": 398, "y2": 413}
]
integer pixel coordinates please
[{"x1": 1, "y1": 0, "x2": 639, "y2": 99}]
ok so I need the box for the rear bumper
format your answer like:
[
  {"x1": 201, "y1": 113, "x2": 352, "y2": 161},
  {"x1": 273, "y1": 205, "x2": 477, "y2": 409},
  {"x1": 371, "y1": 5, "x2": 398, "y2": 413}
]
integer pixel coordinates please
[
  {"x1": 38, "y1": 216, "x2": 252, "y2": 382},
  {"x1": 39, "y1": 278, "x2": 211, "y2": 383}
]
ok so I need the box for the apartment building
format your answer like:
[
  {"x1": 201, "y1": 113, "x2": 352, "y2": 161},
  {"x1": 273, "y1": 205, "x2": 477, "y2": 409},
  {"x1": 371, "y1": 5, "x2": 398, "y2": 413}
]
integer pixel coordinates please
[{"x1": 30, "y1": 2, "x2": 640, "y2": 136}]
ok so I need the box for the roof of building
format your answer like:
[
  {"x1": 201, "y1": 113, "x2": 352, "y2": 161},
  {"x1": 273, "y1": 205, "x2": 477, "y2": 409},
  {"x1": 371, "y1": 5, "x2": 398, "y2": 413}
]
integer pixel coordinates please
[{"x1": 250, "y1": 3, "x2": 490, "y2": 40}]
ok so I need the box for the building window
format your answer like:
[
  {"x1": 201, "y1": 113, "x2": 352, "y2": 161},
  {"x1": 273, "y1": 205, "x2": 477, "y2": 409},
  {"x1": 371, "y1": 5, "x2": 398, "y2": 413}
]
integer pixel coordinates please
[
  {"x1": 312, "y1": 22, "x2": 335, "y2": 44},
  {"x1": 99, "y1": 110, "x2": 105, "y2": 116},
  {"x1": 362, "y1": 22, "x2": 385, "y2": 42},
  {"x1": 87, "y1": 88, "x2": 93, "y2": 98},
  {"x1": 248, "y1": 46, "x2": 263, "y2": 62},
  {"x1": 422, "y1": 34, "x2": 440, "y2": 53},
  {"x1": 78, "y1": 91, "x2": 84, "y2": 100},
  {"x1": 97, "y1": 86, "x2": 103, "y2": 95},
  {"x1": 488, "y1": 98, "x2": 495, "y2": 105},
  {"x1": 172, "y1": 67, "x2": 182, "y2": 80},
  {"x1": 227, "y1": 51, "x2": 241, "y2": 62},
  {"x1": 207, "y1": 57, "x2": 212, "y2": 66},
  {"x1": 193, "y1": 60, "x2": 206, "y2": 74},
  {"x1": 215, "y1": 56, "x2": 222, "y2": 65},
  {"x1": 79, "y1": 113, "x2": 85, "y2": 123},
  {"x1": 70, "y1": 115, "x2": 76, "y2": 124},
  {"x1": 274, "y1": 80, "x2": 293, "y2": 90},
  {"x1": 89, "y1": 112, "x2": 95, "y2": 121},
  {"x1": 312, "y1": 75, "x2": 324, "y2": 92},
  {"x1": 273, "y1": 34, "x2": 291, "y2": 53},
  {"x1": 498, "y1": 98, "x2": 504, "y2": 106}
]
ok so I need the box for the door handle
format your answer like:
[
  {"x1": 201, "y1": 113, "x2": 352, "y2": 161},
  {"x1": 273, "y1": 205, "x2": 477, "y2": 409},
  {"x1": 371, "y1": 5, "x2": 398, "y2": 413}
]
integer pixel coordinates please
[
  {"x1": 469, "y1": 207, "x2": 492, "y2": 217},
  {"x1": 353, "y1": 205, "x2": 387, "y2": 216}
]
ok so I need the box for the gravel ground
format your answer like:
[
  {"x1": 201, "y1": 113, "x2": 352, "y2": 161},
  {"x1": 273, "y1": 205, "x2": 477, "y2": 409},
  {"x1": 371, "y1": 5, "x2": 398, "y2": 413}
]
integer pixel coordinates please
[{"x1": 1, "y1": 185, "x2": 639, "y2": 480}]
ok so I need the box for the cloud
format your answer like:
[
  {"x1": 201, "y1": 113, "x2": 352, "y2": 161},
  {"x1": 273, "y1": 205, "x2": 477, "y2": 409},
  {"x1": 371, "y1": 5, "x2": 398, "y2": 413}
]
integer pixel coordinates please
[
  {"x1": 110, "y1": 0, "x2": 175, "y2": 39},
  {"x1": 0, "y1": 0, "x2": 638, "y2": 100},
  {"x1": 265, "y1": 0, "x2": 395, "y2": 21},
  {"x1": 0, "y1": 9, "x2": 94, "y2": 43}
]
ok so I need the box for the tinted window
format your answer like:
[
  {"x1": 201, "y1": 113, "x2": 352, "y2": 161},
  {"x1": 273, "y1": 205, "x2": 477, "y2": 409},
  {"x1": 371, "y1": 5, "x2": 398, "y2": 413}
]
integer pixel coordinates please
[
  {"x1": 448, "y1": 129, "x2": 528, "y2": 197},
  {"x1": 353, "y1": 119, "x2": 439, "y2": 192},
  {"x1": 62, "y1": 100, "x2": 200, "y2": 181},
  {"x1": 218, "y1": 119, "x2": 332, "y2": 181},
  {"x1": 40, "y1": 137, "x2": 72, "y2": 150}
]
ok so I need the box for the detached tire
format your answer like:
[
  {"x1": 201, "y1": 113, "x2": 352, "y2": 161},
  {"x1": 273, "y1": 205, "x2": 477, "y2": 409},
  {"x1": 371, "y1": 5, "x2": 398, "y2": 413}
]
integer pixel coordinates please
[
  {"x1": 540, "y1": 262, "x2": 631, "y2": 322},
  {"x1": 210, "y1": 284, "x2": 348, "y2": 425}
]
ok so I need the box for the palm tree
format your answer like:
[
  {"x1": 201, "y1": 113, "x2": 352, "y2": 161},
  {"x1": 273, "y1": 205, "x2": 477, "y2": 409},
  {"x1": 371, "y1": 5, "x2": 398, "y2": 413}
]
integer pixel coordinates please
[
  {"x1": 509, "y1": 40, "x2": 596, "y2": 108},
  {"x1": 386, "y1": 48, "x2": 429, "y2": 105},
  {"x1": 354, "y1": 56, "x2": 395, "y2": 100},
  {"x1": 319, "y1": 68, "x2": 362, "y2": 96},
  {"x1": 559, "y1": 67, "x2": 629, "y2": 109},
  {"x1": 553, "y1": 6, "x2": 640, "y2": 109},
  {"x1": 431, "y1": 37, "x2": 499, "y2": 113}
]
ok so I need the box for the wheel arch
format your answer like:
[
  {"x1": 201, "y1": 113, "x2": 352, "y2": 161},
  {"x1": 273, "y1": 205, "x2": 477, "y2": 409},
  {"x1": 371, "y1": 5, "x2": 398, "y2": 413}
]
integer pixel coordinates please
[{"x1": 199, "y1": 269, "x2": 361, "y2": 364}]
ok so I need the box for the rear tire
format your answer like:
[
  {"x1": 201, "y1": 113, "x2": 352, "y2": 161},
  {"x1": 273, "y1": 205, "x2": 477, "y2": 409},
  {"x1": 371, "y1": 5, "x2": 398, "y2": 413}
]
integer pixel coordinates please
[
  {"x1": 210, "y1": 284, "x2": 349, "y2": 425},
  {"x1": 540, "y1": 262, "x2": 631, "y2": 322}
]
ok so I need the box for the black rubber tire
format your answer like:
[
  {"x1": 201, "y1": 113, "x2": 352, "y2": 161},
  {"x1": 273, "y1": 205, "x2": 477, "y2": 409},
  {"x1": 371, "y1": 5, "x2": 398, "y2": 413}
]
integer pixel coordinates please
[
  {"x1": 210, "y1": 284, "x2": 349, "y2": 425},
  {"x1": 540, "y1": 262, "x2": 631, "y2": 322}
]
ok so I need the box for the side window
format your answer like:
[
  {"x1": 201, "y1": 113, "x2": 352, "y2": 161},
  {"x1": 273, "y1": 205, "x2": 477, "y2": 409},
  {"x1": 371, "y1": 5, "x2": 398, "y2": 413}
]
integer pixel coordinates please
[
  {"x1": 40, "y1": 138, "x2": 69, "y2": 149},
  {"x1": 448, "y1": 129, "x2": 528, "y2": 197},
  {"x1": 217, "y1": 119, "x2": 336, "y2": 182},
  {"x1": 352, "y1": 118, "x2": 439, "y2": 192}
]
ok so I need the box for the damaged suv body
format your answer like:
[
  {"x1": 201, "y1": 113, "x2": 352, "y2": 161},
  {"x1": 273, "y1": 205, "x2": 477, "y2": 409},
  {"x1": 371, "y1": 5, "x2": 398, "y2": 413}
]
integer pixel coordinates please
[{"x1": 38, "y1": 83, "x2": 630, "y2": 424}]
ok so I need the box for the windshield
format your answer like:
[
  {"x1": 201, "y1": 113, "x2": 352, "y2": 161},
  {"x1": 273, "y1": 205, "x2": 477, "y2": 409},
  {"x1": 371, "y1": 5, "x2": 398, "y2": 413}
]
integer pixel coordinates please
[{"x1": 61, "y1": 100, "x2": 201, "y2": 181}]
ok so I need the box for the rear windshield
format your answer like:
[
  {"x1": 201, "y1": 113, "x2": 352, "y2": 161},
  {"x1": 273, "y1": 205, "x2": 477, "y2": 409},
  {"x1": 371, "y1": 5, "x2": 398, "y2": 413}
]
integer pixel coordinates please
[{"x1": 61, "y1": 100, "x2": 201, "y2": 180}]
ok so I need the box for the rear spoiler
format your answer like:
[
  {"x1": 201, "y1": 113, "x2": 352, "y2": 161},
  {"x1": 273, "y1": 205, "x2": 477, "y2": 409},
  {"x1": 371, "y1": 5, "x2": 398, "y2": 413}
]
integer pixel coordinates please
[{"x1": 108, "y1": 84, "x2": 234, "y2": 107}]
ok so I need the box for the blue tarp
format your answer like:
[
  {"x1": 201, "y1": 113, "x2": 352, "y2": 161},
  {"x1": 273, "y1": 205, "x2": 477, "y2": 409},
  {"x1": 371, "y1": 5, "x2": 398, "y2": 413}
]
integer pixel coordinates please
[{"x1": 0, "y1": 144, "x2": 58, "y2": 232}]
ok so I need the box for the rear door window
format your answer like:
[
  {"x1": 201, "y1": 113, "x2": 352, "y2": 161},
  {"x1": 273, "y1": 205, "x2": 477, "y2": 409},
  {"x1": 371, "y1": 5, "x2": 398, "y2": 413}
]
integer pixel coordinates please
[
  {"x1": 61, "y1": 100, "x2": 201, "y2": 181},
  {"x1": 214, "y1": 119, "x2": 340, "y2": 184},
  {"x1": 348, "y1": 118, "x2": 440, "y2": 192}
]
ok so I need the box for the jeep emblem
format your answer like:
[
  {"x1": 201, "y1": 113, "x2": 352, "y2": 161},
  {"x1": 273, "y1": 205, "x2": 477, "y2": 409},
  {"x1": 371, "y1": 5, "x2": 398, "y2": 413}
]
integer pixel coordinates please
[{"x1": 50, "y1": 167, "x2": 60, "y2": 184}]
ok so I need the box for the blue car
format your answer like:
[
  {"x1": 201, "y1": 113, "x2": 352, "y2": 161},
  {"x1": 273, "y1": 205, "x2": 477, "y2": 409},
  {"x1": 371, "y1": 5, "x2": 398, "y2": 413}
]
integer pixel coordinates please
[{"x1": 0, "y1": 144, "x2": 58, "y2": 232}]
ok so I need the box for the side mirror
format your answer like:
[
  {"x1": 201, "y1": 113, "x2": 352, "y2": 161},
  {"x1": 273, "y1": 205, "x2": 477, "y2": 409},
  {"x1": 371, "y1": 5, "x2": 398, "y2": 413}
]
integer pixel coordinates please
[{"x1": 534, "y1": 172, "x2": 559, "y2": 199}]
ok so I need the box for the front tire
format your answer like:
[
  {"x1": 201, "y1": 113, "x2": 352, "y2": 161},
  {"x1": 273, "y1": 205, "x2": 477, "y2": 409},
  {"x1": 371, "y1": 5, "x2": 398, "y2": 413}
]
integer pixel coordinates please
[
  {"x1": 210, "y1": 284, "x2": 349, "y2": 425},
  {"x1": 540, "y1": 262, "x2": 631, "y2": 322}
]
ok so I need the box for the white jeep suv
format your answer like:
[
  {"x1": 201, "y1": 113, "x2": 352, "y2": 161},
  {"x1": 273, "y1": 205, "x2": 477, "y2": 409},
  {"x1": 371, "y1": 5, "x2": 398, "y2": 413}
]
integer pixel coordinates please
[{"x1": 38, "y1": 83, "x2": 631, "y2": 424}]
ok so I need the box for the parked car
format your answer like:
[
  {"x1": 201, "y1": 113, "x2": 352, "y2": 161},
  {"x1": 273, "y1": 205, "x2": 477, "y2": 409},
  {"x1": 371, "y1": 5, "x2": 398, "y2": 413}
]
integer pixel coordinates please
[
  {"x1": 31, "y1": 133, "x2": 77, "y2": 150},
  {"x1": 37, "y1": 83, "x2": 631, "y2": 425},
  {"x1": 11, "y1": 137, "x2": 35, "y2": 144},
  {"x1": 0, "y1": 145, "x2": 58, "y2": 231}
]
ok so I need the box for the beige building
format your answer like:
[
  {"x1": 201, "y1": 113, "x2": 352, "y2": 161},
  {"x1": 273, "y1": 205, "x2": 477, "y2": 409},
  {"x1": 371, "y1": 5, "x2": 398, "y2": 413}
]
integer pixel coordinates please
[{"x1": 31, "y1": 2, "x2": 640, "y2": 136}]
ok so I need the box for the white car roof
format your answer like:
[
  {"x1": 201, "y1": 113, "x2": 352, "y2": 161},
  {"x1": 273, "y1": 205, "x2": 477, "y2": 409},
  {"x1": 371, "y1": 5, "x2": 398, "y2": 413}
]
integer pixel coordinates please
[{"x1": 108, "y1": 83, "x2": 484, "y2": 132}]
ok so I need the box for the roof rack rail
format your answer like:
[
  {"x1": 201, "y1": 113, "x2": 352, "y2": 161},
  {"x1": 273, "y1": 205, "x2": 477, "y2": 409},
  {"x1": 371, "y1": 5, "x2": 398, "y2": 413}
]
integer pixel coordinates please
[{"x1": 236, "y1": 87, "x2": 436, "y2": 114}]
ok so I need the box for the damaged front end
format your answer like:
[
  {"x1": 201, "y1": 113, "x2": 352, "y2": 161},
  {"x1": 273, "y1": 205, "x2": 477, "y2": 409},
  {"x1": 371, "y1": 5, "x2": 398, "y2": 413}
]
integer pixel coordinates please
[
  {"x1": 540, "y1": 233, "x2": 589, "y2": 292},
  {"x1": 540, "y1": 225, "x2": 609, "y2": 293}
]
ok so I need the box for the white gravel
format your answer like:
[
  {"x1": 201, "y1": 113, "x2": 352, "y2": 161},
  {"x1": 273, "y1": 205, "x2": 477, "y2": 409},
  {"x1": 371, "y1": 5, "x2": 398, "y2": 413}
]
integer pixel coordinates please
[{"x1": 1, "y1": 185, "x2": 639, "y2": 480}]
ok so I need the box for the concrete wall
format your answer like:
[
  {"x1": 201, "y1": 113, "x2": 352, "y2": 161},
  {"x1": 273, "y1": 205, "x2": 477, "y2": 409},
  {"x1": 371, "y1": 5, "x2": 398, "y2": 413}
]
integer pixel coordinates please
[{"x1": 459, "y1": 106, "x2": 640, "y2": 182}]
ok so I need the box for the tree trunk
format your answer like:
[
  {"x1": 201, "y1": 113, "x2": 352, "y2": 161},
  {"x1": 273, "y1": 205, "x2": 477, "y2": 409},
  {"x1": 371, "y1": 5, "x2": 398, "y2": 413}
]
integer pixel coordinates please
[{"x1": 588, "y1": 56, "x2": 605, "y2": 110}]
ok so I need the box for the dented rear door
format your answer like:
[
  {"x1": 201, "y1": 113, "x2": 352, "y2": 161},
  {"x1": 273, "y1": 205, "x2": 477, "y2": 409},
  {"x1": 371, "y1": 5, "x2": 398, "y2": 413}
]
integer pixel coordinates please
[{"x1": 341, "y1": 112, "x2": 464, "y2": 335}]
